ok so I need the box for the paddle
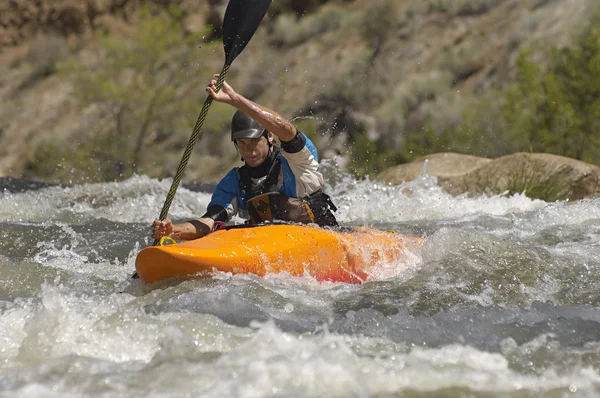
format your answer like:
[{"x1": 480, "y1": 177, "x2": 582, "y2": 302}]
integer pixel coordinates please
[{"x1": 133, "y1": 0, "x2": 272, "y2": 279}]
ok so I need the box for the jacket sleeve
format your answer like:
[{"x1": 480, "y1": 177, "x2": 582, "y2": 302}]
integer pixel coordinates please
[
  {"x1": 280, "y1": 132, "x2": 325, "y2": 197},
  {"x1": 206, "y1": 168, "x2": 241, "y2": 222}
]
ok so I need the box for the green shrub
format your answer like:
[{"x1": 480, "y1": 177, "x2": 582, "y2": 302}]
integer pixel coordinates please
[
  {"x1": 361, "y1": 0, "x2": 403, "y2": 56},
  {"x1": 51, "y1": 8, "x2": 218, "y2": 181},
  {"x1": 502, "y1": 21, "x2": 600, "y2": 164},
  {"x1": 24, "y1": 133, "x2": 127, "y2": 183},
  {"x1": 396, "y1": 7, "x2": 600, "y2": 166},
  {"x1": 438, "y1": 41, "x2": 485, "y2": 84},
  {"x1": 327, "y1": 49, "x2": 373, "y2": 106},
  {"x1": 501, "y1": 166, "x2": 572, "y2": 202},
  {"x1": 426, "y1": 0, "x2": 503, "y2": 16},
  {"x1": 270, "y1": 6, "x2": 346, "y2": 47},
  {"x1": 292, "y1": 117, "x2": 319, "y2": 144},
  {"x1": 195, "y1": 102, "x2": 236, "y2": 156},
  {"x1": 416, "y1": 90, "x2": 509, "y2": 159},
  {"x1": 349, "y1": 134, "x2": 407, "y2": 178},
  {"x1": 375, "y1": 71, "x2": 453, "y2": 142}
]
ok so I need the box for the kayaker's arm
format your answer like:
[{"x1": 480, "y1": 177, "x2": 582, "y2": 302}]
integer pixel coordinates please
[
  {"x1": 152, "y1": 218, "x2": 214, "y2": 241},
  {"x1": 206, "y1": 75, "x2": 297, "y2": 142}
]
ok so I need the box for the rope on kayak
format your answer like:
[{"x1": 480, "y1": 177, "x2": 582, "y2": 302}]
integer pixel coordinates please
[
  {"x1": 153, "y1": 65, "x2": 230, "y2": 246},
  {"x1": 158, "y1": 236, "x2": 177, "y2": 246}
]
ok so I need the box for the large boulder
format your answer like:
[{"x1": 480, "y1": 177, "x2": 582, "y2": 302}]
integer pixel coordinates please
[
  {"x1": 377, "y1": 152, "x2": 491, "y2": 184},
  {"x1": 440, "y1": 153, "x2": 600, "y2": 201},
  {"x1": 378, "y1": 152, "x2": 600, "y2": 201}
]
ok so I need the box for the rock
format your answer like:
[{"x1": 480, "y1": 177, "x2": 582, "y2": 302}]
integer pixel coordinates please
[
  {"x1": 439, "y1": 153, "x2": 600, "y2": 201},
  {"x1": 378, "y1": 152, "x2": 600, "y2": 201},
  {"x1": 377, "y1": 152, "x2": 491, "y2": 184}
]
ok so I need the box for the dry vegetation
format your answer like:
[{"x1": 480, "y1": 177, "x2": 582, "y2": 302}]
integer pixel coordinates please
[{"x1": 0, "y1": 0, "x2": 598, "y2": 183}]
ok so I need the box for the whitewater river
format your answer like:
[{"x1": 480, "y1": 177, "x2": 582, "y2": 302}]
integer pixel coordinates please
[{"x1": 1, "y1": 163, "x2": 599, "y2": 397}]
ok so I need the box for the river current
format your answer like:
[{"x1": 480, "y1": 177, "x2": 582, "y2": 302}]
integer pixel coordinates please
[{"x1": 1, "y1": 162, "x2": 599, "y2": 397}]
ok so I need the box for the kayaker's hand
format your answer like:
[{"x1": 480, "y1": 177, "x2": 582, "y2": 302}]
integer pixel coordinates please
[
  {"x1": 152, "y1": 219, "x2": 173, "y2": 239},
  {"x1": 206, "y1": 74, "x2": 238, "y2": 104}
]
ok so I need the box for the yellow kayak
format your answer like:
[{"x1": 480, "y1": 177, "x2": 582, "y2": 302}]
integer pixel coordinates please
[{"x1": 135, "y1": 224, "x2": 423, "y2": 283}]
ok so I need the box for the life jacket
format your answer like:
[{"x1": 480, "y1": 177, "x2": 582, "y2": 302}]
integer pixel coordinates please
[{"x1": 238, "y1": 147, "x2": 338, "y2": 227}]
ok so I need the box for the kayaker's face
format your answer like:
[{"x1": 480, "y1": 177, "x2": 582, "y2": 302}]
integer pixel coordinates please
[{"x1": 236, "y1": 134, "x2": 272, "y2": 167}]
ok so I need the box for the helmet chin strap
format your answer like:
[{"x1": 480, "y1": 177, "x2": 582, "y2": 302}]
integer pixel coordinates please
[{"x1": 233, "y1": 141, "x2": 244, "y2": 162}]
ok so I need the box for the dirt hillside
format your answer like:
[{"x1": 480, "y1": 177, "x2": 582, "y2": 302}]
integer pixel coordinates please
[{"x1": 0, "y1": 0, "x2": 595, "y2": 183}]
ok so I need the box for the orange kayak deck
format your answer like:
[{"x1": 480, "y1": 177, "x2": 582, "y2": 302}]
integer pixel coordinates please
[{"x1": 135, "y1": 224, "x2": 423, "y2": 284}]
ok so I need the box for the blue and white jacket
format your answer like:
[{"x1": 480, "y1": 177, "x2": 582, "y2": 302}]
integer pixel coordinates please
[{"x1": 207, "y1": 132, "x2": 325, "y2": 222}]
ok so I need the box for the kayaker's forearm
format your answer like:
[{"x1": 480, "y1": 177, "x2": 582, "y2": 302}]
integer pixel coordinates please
[
  {"x1": 171, "y1": 218, "x2": 213, "y2": 240},
  {"x1": 170, "y1": 223, "x2": 201, "y2": 240},
  {"x1": 228, "y1": 93, "x2": 297, "y2": 141}
]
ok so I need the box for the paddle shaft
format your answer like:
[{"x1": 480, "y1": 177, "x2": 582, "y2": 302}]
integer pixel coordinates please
[{"x1": 152, "y1": 64, "x2": 230, "y2": 246}]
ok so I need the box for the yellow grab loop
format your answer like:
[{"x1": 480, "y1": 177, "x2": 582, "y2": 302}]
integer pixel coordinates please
[{"x1": 158, "y1": 236, "x2": 177, "y2": 246}]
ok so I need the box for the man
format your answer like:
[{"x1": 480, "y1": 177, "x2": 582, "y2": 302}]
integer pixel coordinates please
[{"x1": 152, "y1": 75, "x2": 337, "y2": 240}]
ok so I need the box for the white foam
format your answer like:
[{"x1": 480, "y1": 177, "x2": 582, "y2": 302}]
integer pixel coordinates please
[
  {"x1": 328, "y1": 172, "x2": 548, "y2": 224},
  {"x1": 0, "y1": 175, "x2": 212, "y2": 223}
]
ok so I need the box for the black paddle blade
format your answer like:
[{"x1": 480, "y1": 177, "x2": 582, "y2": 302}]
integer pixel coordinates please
[{"x1": 223, "y1": 0, "x2": 272, "y2": 65}]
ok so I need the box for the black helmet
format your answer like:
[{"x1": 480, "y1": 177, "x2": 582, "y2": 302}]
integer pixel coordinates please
[{"x1": 231, "y1": 110, "x2": 266, "y2": 142}]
